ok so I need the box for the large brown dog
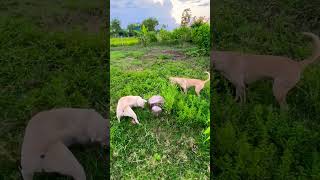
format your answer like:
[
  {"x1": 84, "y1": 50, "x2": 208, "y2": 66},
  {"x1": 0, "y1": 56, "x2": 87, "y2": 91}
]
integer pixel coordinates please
[
  {"x1": 212, "y1": 32, "x2": 320, "y2": 108},
  {"x1": 169, "y1": 71, "x2": 210, "y2": 96}
]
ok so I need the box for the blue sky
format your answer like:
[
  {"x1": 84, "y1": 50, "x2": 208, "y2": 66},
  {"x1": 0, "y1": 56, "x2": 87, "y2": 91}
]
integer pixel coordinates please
[{"x1": 111, "y1": 0, "x2": 210, "y2": 30}]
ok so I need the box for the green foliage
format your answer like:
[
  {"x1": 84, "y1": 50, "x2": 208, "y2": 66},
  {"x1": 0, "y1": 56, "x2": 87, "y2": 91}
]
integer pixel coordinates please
[
  {"x1": 157, "y1": 29, "x2": 173, "y2": 44},
  {"x1": 141, "y1": 17, "x2": 159, "y2": 32},
  {"x1": 157, "y1": 54, "x2": 172, "y2": 60},
  {"x1": 110, "y1": 18, "x2": 122, "y2": 37},
  {"x1": 146, "y1": 31, "x2": 158, "y2": 43},
  {"x1": 127, "y1": 23, "x2": 140, "y2": 36},
  {"x1": 191, "y1": 24, "x2": 210, "y2": 55},
  {"x1": 172, "y1": 26, "x2": 192, "y2": 43},
  {"x1": 203, "y1": 126, "x2": 210, "y2": 142},
  {"x1": 135, "y1": 25, "x2": 149, "y2": 47},
  {"x1": 110, "y1": 37, "x2": 139, "y2": 47}
]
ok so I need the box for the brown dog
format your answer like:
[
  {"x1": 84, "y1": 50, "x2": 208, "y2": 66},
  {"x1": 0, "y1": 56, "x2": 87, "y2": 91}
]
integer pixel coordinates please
[
  {"x1": 212, "y1": 32, "x2": 320, "y2": 108},
  {"x1": 169, "y1": 71, "x2": 210, "y2": 96}
]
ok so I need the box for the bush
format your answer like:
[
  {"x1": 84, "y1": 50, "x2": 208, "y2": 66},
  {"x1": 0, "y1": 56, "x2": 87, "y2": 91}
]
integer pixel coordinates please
[
  {"x1": 172, "y1": 26, "x2": 192, "y2": 43},
  {"x1": 157, "y1": 29, "x2": 173, "y2": 43},
  {"x1": 136, "y1": 25, "x2": 149, "y2": 47},
  {"x1": 146, "y1": 31, "x2": 158, "y2": 43},
  {"x1": 191, "y1": 24, "x2": 210, "y2": 55}
]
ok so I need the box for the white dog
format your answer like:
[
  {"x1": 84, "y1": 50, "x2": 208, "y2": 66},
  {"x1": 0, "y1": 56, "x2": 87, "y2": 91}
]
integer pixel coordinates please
[
  {"x1": 116, "y1": 96, "x2": 147, "y2": 124},
  {"x1": 20, "y1": 108, "x2": 108, "y2": 180}
]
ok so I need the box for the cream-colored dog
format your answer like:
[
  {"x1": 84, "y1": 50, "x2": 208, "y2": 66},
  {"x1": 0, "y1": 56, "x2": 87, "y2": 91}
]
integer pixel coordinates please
[
  {"x1": 21, "y1": 108, "x2": 109, "y2": 180},
  {"x1": 212, "y1": 32, "x2": 320, "y2": 108},
  {"x1": 116, "y1": 96, "x2": 147, "y2": 124},
  {"x1": 169, "y1": 71, "x2": 210, "y2": 96}
]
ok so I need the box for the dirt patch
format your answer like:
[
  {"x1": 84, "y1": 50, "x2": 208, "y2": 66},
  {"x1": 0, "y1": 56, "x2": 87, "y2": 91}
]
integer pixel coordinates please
[
  {"x1": 125, "y1": 57, "x2": 135, "y2": 61},
  {"x1": 143, "y1": 50, "x2": 186, "y2": 60},
  {"x1": 142, "y1": 54, "x2": 157, "y2": 59},
  {"x1": 162, "y1": 50, "x2": 186, "y2": 60}
]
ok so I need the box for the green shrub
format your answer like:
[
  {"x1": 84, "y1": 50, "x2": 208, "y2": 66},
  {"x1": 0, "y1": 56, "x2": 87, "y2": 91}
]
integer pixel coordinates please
[
  {"x1": 147, "y1": 31, "x2": 158, "y2": 43},
  {"x1": 135, "y1": 25, "x2": 149, "y2": 47},
  {"x1": 172, "y1": 26, "x2": 192, "y2": 43},
  {"x1": 191, "y1": 24, "x2": 210, "y2": 55},
  {"x1": 157, "y1": 29, "x2": 173, "y2": 43}
]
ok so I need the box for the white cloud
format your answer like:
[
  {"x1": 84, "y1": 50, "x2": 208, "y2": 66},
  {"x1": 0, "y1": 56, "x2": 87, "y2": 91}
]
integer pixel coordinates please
[
  {"x1": 152, "y1": 0, "x2": 165, "y2": 5},
  {"x1": 169, "y1": 0, "x2": 210, "y2": 24},
  {"x1": 111, "y1": 0, "x2": 209, "y2": 29}
]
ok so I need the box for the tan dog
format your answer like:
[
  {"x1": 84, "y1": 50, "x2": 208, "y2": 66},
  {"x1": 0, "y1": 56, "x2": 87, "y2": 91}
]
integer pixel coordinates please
[
  {"x1": 21, "y1": 108, "x2": 109, "y2": 180},
  {"x1": 212, "y1": 32, "x2": 320, "y2": 108},
  {"x1": 169, "y1": 71, "x2": 210, "y2": 96},
  {"x1": 116, "y1": 96, "x2": 147, "y2": 124}
]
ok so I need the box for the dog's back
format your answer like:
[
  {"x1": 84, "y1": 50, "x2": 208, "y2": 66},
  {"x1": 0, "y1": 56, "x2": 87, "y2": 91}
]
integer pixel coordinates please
[
  {"x1": 116, "y1": 96, "x2": 139, "y2": 119},
  {"x1": 21, "y1": 108, "x2": 104, "y2": 173}
]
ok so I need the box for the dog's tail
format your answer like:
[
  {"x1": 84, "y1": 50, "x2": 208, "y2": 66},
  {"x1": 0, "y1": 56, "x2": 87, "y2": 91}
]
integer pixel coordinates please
[
  {"x1": 204, "y1": 71, "x2": 210, "y2": 83},
  {"x1": 300, "y1": 32, "x2": 320, "y2": 68}
]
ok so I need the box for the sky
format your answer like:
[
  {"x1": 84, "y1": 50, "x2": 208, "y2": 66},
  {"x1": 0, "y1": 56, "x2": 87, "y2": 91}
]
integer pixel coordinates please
[{"x1": 111, "y1": 0, "x2": 210, "y2": 30}]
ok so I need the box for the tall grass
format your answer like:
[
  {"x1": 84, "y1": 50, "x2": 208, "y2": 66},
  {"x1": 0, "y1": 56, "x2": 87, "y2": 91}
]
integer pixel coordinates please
[
  {"x1": 0, "y1": 17, "x2": 107, "y2": 179},
  {"x1": 110, "y1": 37, "x2": 139, "y2": 47}
]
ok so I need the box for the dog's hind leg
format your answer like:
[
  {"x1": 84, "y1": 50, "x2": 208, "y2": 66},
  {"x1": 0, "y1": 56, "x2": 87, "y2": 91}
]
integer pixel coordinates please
[
  {"x1": 123, "y1": 106, "x2": 139, "y2": 124},
  {"x1": 234, "y1": 88, "x2": 241, "y2": 102},
  {"x1": 195, "y1": 84, "x2": 204, "y2": 96},
  {"x1": 235, "y1": 82, "x2": 246, "y2": 103},
  {"x1": 42, "y1": 142, "x2": 86, "y2": 180},
  {"x1": 273, "y1": 78, "x2": 297, "y2": 109}
]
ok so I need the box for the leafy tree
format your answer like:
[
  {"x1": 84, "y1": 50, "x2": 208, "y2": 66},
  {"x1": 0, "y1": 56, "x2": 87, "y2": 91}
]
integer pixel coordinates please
[
  {"x1": 127, "y1": 23, "x2": 140, "y2": 36},
  {"x1": 181, "y1": 8, "x2": 192, "y2": 27},
  {"x1": 110, "y1": 18, "x2": 122, "y2": 37},
  {"x1": 141, "y1": 17, "x2": 159, "y2": 31},
  {"x1": 135, "y1": 25, "x2": 149, "y2": 47}
]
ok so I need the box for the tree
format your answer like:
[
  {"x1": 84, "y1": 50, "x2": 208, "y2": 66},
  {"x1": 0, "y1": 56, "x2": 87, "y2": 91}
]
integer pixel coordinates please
[
  {"x1": 110, "y1": 19, "x2": 122, "y2": 37},
  {"x1": 135, "y1": 25, "x2": 149, "y2": 47},
  {"x1": 127, "y1": 23, "x2": 140, "y2": 36},
  {"x1": 181, "y1": 8, "x2": 192, "y2": 27},
  {"x1": 141, "y1": 18, "x2": 159, "y2": 32}
]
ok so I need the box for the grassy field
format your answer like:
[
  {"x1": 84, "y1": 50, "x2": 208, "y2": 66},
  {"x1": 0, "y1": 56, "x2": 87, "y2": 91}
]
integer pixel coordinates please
[
  {"x1": 110, "y1": 44, "x2": 210, "y2": 179},
  {"x1": 212, "y1": 0, "x2": 320, "y2": 179},
  {"x1": 111, "y1": 37, "x2": 139, "y2": 47},
  {"x1": 0, "y1": 0, "x2": 107, "y2": 179}
]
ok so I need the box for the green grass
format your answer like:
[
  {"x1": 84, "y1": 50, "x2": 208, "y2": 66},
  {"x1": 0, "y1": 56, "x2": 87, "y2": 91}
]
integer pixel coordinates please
[
  {"x1": 110, "y1": 45, "x2": 210, "y2": 179},
  {"x1": 111, "y1": 37, "x2": 140, "y2": 47},
  {"x1": 212, "y1": 0, "x2": 320, "y2": 179},
  {"x1": 0, "y1": 1, "x2": 107, "y2": 179}
]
